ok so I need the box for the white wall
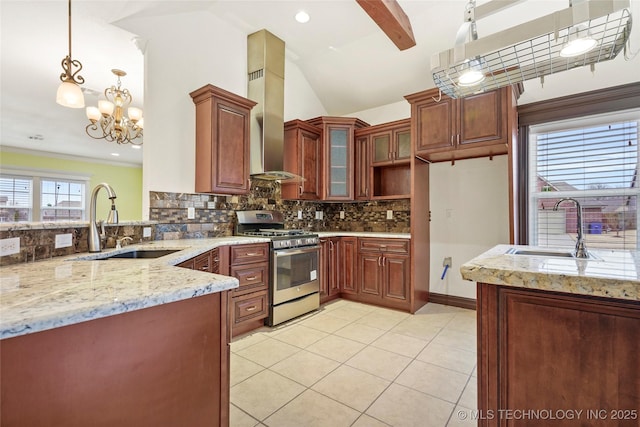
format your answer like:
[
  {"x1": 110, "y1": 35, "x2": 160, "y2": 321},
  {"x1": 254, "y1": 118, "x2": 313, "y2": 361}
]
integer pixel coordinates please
[
  {"x1": 347, "y1": 100, "x2": 410, "y2": 125},
  {"x1": 122, "y1": 13, "x2": 328, "y2": 219},
  {"x1": 429, "y1": 156, "x2": 510, "y2": 299}
]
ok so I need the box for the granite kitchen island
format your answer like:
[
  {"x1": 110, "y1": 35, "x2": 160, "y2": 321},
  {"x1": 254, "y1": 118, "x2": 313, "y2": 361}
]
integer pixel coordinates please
[
  {"x1": 461, "y1": 245, "x2": 640, "y2": 427},
  {"x1": 0, "y1": 237, "x2": 267, "y2": 427}
]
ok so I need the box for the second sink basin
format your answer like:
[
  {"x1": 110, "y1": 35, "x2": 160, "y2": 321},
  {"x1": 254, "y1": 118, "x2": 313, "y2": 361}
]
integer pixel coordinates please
[
  {"x1": 101, "y1": 249, "x2": 182, "y2": 259},
  {"x1": 506, "y1": 248, "x2": 575, "y2": 258}
]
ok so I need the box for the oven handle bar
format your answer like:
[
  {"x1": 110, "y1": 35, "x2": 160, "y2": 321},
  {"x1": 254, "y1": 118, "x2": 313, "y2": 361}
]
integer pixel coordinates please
[{"x1": 273, "y1": 246, "x2": 320, "y2": 257}]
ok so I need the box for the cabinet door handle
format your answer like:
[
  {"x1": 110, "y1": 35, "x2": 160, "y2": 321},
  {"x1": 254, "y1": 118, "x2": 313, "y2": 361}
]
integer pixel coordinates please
[
  {"x1": 299, "y1": 185, "x2": 303, "y2": 195},
  {"x1": 246, "y1": 276, "x2": 257, "y2": 281},
  {"x1": 377, "y1": 256, "x2": 382, "y2": 267},
  {"x1": 245, "y1": 305, "x2": 257, "y2": 312},
  {"x1": 457, "y1": 134, "x2": 460, "y2": 144},
  {"x1": 200, "y1": 265, "x2": 210, "y2": 271},
  {"x1": 329, "y1": 240, "x2": 334, "y2": 250},
  {"x1": 213, "y1": 258, "x2": 219, "y2": 262},
  {"x1": 382, "y1": 256, "x2": 386, "y2": 267},
  {"x1": 245, "y1": 252, "x2": 259, "y2": 256}
]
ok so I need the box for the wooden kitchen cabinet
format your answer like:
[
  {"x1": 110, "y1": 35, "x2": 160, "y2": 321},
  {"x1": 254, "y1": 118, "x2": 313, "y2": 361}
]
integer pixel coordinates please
[
  {"x1": 477, "y1": 283, "x2": 640, "y2": 427},
  {"x1": 222, "y1": 242, "x2": 270, "y2": 337},
  {"x1": 355, "y1": 119, "x2": 411, "y2": 200},
  {"x1": 355, "y1": 238, "x2": 410, "y2": 310},
  {"x1": 282, "y1": 120, "x2": 322, "y2": 200},
  {"x1": 177, "y1": 247, "x2": 220, "y2": 274},
  {"x1": 405, "y1": 87, "x2": 516, "y2": 162},
  {"x1": 320, "y1": 236, "x2": 357, "y2": 304},
  {"x1": 306, "y1": 116, "x2": 369, "y2": 201},
  {"x1": 190, "y1": 84, "x2": 256, "y2": 195}
]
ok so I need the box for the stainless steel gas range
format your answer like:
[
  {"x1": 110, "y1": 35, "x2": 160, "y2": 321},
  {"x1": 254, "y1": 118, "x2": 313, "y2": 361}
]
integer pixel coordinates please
[{"x1": 236, "y1": 210, "x2": 320, "y2": 326}]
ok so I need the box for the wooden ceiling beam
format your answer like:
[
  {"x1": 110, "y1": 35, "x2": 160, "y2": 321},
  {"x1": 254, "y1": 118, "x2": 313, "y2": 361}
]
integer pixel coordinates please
[{"x1": 356, "y1": 0, "x2": 416, "y2": 51}]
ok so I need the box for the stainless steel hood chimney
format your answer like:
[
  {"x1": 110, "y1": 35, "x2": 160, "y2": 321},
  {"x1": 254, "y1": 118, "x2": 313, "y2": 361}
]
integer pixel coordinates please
[{"x1": 247, "y1": 29, "x2": 301, "y2": 181}]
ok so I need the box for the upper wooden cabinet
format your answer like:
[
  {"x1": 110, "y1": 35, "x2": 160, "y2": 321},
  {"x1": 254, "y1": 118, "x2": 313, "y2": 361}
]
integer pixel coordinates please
[
  {"x1": 306, "y1": 116, "x2": 369, "y2": 201},
  {"x1": 190, "y1": 84, "x2": 256, "y2": 195},
  {"x1": 282, "y1": 120, "x2": 322, "y2": 200},
  {"x1": 405, "y1": 87, "x2": 516, "y2": 162},
  {"x1": 355, "y1": 119, "x2": 411, "y2": 200}
]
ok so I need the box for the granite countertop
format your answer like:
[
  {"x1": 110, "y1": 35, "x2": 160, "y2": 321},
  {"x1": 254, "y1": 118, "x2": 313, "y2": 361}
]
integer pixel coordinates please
[
  {"x1": 316, "y1": 231, "x2": 410, "y2": 239},
  {"x1": 0, "y1": 220, "x2": 158, "y2": 231},
  {"x1": 0, "y1": 236, "x2": 270, "y2": 340},
  {"x1": 460, "y1": 244, "x2": 640, "y2": 301}
]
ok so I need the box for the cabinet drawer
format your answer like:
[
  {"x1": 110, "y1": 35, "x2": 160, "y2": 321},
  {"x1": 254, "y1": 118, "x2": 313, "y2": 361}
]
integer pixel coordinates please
[
  {"x1": 230, "y1": 262, "x2": 269, "y2": 295},
  {"x1": 359, "y1": 238, "x2": 409, "y2": 254},
  {"x1": 193, "y1": 252, "x2": 212, "y2": 272},
  {"x1": 233, "y1": 290, "x2": 268, "y2": 324},
  {"x1": 230, "y1": 243, "x2": 269, "y2": 265}
]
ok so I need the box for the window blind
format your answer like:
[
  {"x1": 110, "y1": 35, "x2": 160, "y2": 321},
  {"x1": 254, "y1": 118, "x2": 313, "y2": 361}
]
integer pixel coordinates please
[
  {"x1": 529, "y1": 111, "x2": 639, "y2": 251},
  {"x1": 0, "y1": 175, "x2": 33, "y2": 222}
]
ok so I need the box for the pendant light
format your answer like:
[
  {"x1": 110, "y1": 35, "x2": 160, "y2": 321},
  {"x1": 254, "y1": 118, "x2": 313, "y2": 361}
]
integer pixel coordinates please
[{"x1": 56, "y1": 0, "x2": 85, "y2": 108}]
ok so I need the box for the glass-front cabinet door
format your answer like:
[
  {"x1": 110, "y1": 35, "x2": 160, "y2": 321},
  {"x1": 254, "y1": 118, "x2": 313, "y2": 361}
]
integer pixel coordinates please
[
  {"x1": 326, "y1": 126, "x2": 351, "y2": 199},
  {"x1": 395, "y1": 128, "x2": 411, "y2": 161},
  {"x1": 372, "y1": 133, "x2": 392, "y2": 165}
]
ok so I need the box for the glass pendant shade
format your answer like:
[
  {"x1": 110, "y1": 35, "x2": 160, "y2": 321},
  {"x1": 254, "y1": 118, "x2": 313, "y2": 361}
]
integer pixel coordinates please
[
  {"x1": 99, "y1": 100, "x2": 115, "y2": 116},
  {"x1": 86, "y1": 106, "x2": 101, "y2": 122},
  {"x1": 128, "y1": 107, "x2": 143, "y2": 122},
  {"x1": 56, "y1": 80, "x2": 85, "y2": 108}
]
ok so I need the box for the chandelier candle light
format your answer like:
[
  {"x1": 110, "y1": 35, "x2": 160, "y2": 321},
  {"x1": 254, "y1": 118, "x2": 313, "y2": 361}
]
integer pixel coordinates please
[
  {"x1": 56, "y1": 0, "x2": 85, "y2": 108},
  {"x1": 85, "y1": 69, "x2": 144, "y2": 145}
]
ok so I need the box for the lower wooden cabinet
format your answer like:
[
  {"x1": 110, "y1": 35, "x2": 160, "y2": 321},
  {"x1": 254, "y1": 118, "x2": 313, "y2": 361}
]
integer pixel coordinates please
[
  {"x1": 177, "y1": 247, "x2": 219, "y2": 273},
  {"x1": 320, "y1": 237, "x2": 358, "y2": 304},
  {"x1": 355, "y1": 238, "x2": 410, "y2": 310},
  {"x1": 477, "y1": 283, "x2": 640, "y2": 427}
]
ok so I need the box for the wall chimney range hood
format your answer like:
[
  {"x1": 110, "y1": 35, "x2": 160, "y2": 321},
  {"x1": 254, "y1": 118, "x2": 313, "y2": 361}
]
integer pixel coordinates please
[{"x1": 247, "y1": 29, "x2": 302, "y2": 181}]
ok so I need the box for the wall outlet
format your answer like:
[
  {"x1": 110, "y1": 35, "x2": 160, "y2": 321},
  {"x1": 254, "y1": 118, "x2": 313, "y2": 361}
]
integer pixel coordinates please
[
  {"x1": 297, "y1": 210, "x2": 303, "y2": 220},
  {"x1": 143, "y1": 227, "x2": 152, "y2": 238},
  {"x1": 187, "y1": 207, "x2": 195, "y2": 219},
  {"x1": 315, "y1": 210, "x2": 324, "y2": 220},
  {"x1": 340, "y1": 210, "x2": 345, "y2": 219},
  {"x1": 443, "y1": 257, "x2": 452, "y2": 267},
  {"x1": 0, "y1": 237, "x2": 20, "y2": 256},
  {"x1": 55, "y1": 233, "x2": 73, "y2": 249},
  {"x1": 386, "y1": 210, "x2": 393, "y2": 220}
]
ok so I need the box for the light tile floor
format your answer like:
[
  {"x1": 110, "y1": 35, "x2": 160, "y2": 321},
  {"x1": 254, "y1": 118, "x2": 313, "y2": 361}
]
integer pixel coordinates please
[{"x1": 230, "y1": 299, "x2": 478, "y2": 427}]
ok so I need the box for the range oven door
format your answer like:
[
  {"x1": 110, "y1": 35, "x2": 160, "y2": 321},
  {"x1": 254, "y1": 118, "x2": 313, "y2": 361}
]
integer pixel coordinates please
[{"x1": 272, "y1": 245, "x2": 320, "y2": 305}]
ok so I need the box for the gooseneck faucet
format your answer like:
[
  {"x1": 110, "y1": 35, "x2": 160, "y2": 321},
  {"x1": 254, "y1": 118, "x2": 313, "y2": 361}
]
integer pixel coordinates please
[
  {"x1": 553, "y1": 198, "x2": 588, "y2": 258},
  {"x1": 88, "y1": 183, "x2": 118, "y2": 252}
]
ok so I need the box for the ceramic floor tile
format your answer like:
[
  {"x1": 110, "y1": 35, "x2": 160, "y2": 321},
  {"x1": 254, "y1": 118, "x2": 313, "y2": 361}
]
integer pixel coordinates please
[
  {"x1": 231, "y1": 370, "x2": 305, "y2": 421},
  {"x1": 230, "y1": 353, "x2": 265, "y2": 386},
  {"x1": 416, "y1": 342, "x2": 477, "y2": 375},
  {"x1": 231, "y1": 331, "x2": 269, "y2": 352},
  {"x1": 414, "y1": 303, "x2": 468, "y2": 315},
  {"x1": 270, "y1": 324, "x2": 329, "y2": 348},
  {"x1": 345, "y1": 345, "x2": 412, "y2": 381},
  {"x1": 448, "y1": 406, "x2": 479, "y2": 427},
  {"x1": 230, "y1": 403, "x2": 260, "y2": 427},
  {"x1": 324, "y1": 305, "x2": 371, "y2": 321},
  {"x1": 306, "y1": 334, "x2": 366, "y2": 363},
  {"x1": 351, "y1": 414, "x2": 391, "y2": 427},
  {"x1": 430, "y1": 328, "x2": 477, "y2": 353},
  {"x1": 312, "y1": 364, "x2": 390, "y2": 412},
  {"x1": 370, "y1": 331, "x2": 429, "y2": 358},
  {"x1": 395, "y1": 360, "x2": 469, "y2": 404},
  {"x1": 366, "y1": 383, "x2": 455, "y2": 427},
  {"x1": 270, "y1": 350, "x2": 340, "y2": 387},
  {"x1": 389, "y1": 317, "x2": 442, "y2": 341},
  {"x1": 458, "y1": 376, "x2": 477, "y2": 410},
  {"x1": 300, "y1": 312, "x2": 354, "y2": 333},
  {"x1": 444, "y1": 313, "x2": 477, "y2": 334},
  {"x1": 264, "y1": 389, "x2": 360, "y2": 427},
  {"x1": 354, "y1": 311, "x2": 406, "y2": 331},
  {"x1": 334, "y1": 322, "x2": 386, "y2": 344},
  {"x1": 235, "y1": 337, "x2": 300, "y2": 368}
]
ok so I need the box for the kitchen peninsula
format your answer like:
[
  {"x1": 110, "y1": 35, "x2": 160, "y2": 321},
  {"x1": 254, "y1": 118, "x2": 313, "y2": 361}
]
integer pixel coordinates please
[
  {"x1": 0, "y1": 237, "x2": 268, "y2": 427},
  {"x1": 462, "y1": 245, "x2": 640, "y2": 427}
]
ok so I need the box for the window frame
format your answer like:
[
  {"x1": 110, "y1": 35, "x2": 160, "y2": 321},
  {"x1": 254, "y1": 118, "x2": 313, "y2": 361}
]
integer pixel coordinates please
[
  {"x1": 0, "y1": 168, "x2": 90, "y2": 223},
  {"x1": 516, "y1": 82, "x2": 640, "y2": 245}
]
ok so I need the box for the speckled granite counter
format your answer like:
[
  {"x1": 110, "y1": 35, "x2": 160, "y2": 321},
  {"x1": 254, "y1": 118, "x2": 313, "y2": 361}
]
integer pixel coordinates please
[
  {"x1": 461, "y1": 244, "x2": 640, "y2": 301},
  {"x1": 0, "y1": 236, "x2": 269, "y2": 339},
  {"x1": 316, "y1": 231, "x2": 410, "y2": 239}
]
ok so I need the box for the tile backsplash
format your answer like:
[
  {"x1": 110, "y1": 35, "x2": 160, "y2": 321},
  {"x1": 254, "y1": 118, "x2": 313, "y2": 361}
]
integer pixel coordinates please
[{"x1": 150, "y1": 180, "x2": 410, "y2": 240}]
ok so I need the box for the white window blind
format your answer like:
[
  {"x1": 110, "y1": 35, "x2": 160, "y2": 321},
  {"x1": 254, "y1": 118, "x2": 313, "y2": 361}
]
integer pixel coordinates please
[
  {"x1": 529, "y1": 110, "x2": 639, "y2": 251},
  {"x1": 0, "y1": 175, "x2": 33, "y2": 222}
]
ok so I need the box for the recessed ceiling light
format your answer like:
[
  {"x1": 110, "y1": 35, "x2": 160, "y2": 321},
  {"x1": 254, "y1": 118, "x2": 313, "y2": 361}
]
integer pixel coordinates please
[
  {"x1": 131, "y1": 145, "x2": 142, "y2": 150},
  {"x1": 295, "y1": 11, "x2": 310, "y2": 23},
  {"x1": 110, "y1": 153, "x2": 120, "y2": 157}
]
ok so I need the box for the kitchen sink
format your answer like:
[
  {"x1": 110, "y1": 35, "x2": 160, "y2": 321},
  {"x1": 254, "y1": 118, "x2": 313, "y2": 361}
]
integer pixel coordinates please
[
  {"x1": 98, "y1": 249, "x2": 182, "y2": 259},
  {"x1": 506, "y1": 248, "x2": 575, "y2": 258}
]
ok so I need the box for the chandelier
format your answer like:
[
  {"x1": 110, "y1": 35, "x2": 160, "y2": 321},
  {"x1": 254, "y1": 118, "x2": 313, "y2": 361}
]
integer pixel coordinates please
[
  {"x1": 85, "y1": 69, "x2": 143, "y2": 145},
  {"x1": 56, "y1": 0, "x2": 85, "y2": 108}
]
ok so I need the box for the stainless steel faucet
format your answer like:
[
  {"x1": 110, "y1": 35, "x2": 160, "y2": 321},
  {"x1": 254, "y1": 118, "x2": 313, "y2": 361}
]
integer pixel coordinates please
[
  {"x1": 88, "y1": 183, "x2": 118, "y2": 252},
  {"x1": 553, "y1": 197, "x2": 589, "y2": 258}
]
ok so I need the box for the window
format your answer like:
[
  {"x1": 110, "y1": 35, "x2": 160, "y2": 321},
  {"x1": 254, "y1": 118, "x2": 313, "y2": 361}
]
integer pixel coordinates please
[
  {"x1": 0, "y1": 170, "x2": 88, "y2": 222},
  {"x1": 528, "y1": 110, "x2": 639, "y2": 251},
  {"x1": 0, "y1": 175, "x2": 33, "y2": 222}
]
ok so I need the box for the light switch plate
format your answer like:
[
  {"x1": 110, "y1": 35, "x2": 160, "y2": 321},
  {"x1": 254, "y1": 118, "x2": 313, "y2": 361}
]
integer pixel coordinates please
[
  {"x1": 315, "y1": 211, "x2": 323, "y2": 220},
  {"x1": 297, "y1": 210, "x2": 303, "y2": 220},
  {"x1": 187, "y1": 207, "x2": 195, "y2": 219},
  {"x1": 386, "y1": 210, "x2": 393, "y2": 220},
  {"x1": 340, "y1": 211, "x2": 345, "y2": 219},
  {"x1": 0, "y1": 237, "x2": 20, "y2": 256},
  {"x1": 55, "y1": 233, "x2": 73, "y2": 249},
  {"x1": 143, "y1": 227, "x2": 152, "y2": 238}
]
